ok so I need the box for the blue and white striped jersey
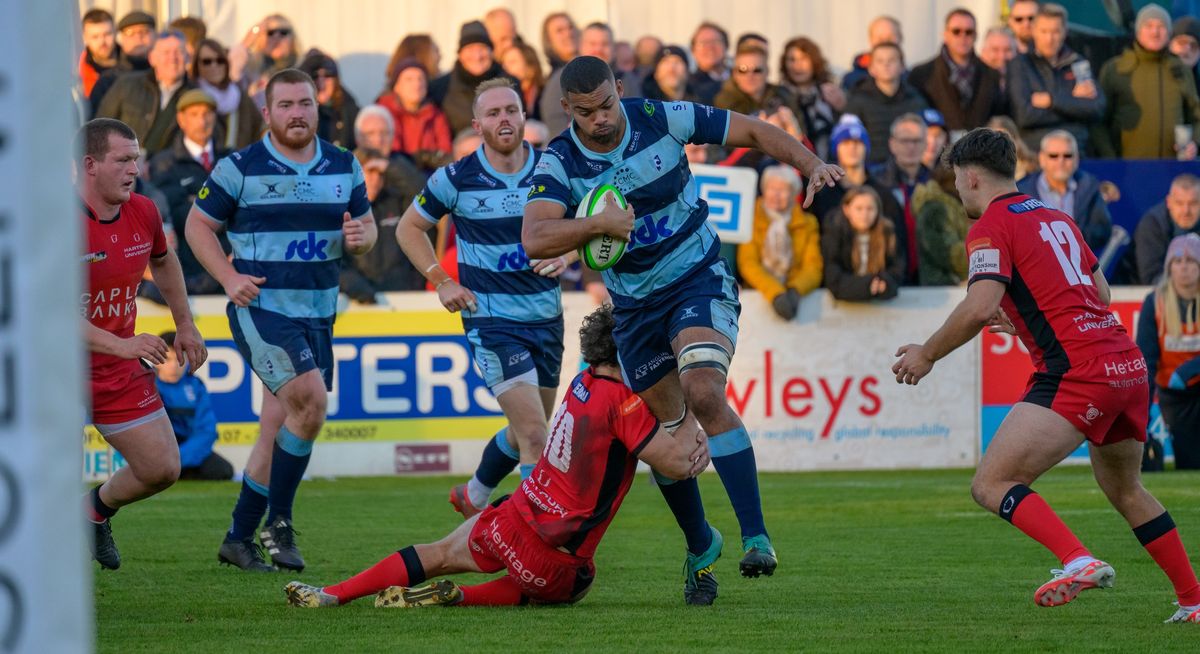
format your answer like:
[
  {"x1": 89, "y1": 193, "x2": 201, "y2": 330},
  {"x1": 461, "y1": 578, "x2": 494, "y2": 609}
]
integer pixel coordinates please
[
  {"x1": 414, "y1": 142, "x2": 561, "y2": 328},
  {"x1": 527, "y1": 98, "x2": 730, "y2": 307},
  {"x1": 194, "y1": 134, "x2": 370, "y2": 326}
]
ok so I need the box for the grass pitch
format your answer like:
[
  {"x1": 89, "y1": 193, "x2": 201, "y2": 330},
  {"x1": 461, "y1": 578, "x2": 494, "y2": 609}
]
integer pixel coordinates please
[{"x1": 94, "y1": 468, "x2": 1200, "y2": 652}]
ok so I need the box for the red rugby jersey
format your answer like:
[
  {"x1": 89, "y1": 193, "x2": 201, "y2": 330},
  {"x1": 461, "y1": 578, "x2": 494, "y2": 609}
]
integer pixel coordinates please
[
  {"x1": 511, "y1": 368, "x2": 659, "y2": 559},
  {"x1": 81, "y1": 193, "x2": 168, "y2": 373},
  {"x1": 966, "y1": 192, "x2": 1134, "y2": 374}
]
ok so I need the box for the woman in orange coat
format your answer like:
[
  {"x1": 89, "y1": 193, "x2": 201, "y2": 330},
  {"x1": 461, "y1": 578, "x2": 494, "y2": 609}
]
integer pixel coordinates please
[
  {"x1": 737, "y1": 165, "x2": 823, "y2": 320},
  {"x1": 1136, "y1": 233, "x2": 1200, "y2": 469}
]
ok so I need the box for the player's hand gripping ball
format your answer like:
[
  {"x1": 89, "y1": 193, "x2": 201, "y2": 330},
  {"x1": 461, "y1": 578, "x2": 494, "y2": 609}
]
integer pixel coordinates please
[{"x1": 577, "y1": 184, "x2": 629, "y2": 271}]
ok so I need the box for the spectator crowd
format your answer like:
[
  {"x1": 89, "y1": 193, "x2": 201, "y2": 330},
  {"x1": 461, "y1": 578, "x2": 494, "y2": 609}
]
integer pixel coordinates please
[{"x1": 76, "y1": 2, "x2": 1200, "y2": 316}]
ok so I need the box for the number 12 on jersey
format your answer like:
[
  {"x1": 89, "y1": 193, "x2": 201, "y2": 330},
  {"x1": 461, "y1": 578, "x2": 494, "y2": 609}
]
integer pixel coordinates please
[{"x1": 1039, "y1": 220, "x2": 1093, "y2": 287}]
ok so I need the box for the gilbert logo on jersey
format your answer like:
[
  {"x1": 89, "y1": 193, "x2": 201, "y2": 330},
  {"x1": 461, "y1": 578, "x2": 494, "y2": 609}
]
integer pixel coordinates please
[{"x1": 82, "y1": 251, "x2": 107, "y2": 264}]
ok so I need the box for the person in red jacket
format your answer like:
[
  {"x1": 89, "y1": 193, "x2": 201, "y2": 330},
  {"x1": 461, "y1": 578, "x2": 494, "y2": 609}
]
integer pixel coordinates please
[{"x1": 376, "y1": 57, "x2": 451, "y2": 169}]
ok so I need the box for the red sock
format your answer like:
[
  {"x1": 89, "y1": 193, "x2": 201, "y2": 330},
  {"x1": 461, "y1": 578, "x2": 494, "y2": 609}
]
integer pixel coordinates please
[
  {"x1": 1135, "y1": 513, "x2": 1200, "y2": 606},
  {"x1": 1000, "y1": 485, "x2": 1090, "y2": 565},
  {"x1": 325, "y1": 547, "x2": 425, "y2": 604},
  {"x1": 457, "y1": 576, "x2": 525, "y2": 606}
]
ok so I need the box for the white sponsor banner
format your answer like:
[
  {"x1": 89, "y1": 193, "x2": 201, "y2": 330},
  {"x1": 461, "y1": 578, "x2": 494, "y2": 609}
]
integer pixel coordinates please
[
  {"x1": 693, "y1": 163, "x2": 757, "y2": 244},
  {"x1": 728, "y1": 289, "x2": 979, "y2": 471},
  {"x1": 100, "y1": 288, "x2": 978, "y2": 479}
]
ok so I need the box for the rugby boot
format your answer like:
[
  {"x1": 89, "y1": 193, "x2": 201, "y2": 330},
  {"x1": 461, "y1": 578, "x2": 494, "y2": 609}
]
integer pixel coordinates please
[
  {"x1": 375, "y1": 580, "x2": 463, "y2": 608},
  {"x1": 1164, "y1": 603, "x2": 1200, "y2": 623},
  {"x1": 739, "y1": 534, "x2": 778, "y2": 578},
  {"x1": 90, "y1": 518, "x2": 121, "y2": 570},
  {"x1": 683, "y1": 525, "x2": 723, "y2": 606},
  {"x1": 285, "y1": 581, "x2": 339, "y2": 608},
  {"x1": 218, "y1": 538, "x2": 276, "y2": 572},
  {"x1": 260, "y1": 517, "x2": 305, "y2": 572},
  {"x1": 1034, "y1": 559, "x2": 1115, "y2": 607}
]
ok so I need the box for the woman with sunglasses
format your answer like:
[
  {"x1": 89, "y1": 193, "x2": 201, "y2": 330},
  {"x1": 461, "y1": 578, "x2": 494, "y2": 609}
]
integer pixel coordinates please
[
  {"x1": 713, "y1": 45, "x2": 798, "y2": 122},
  {"x1": 230, "y1": 14, "x2": 299, "y2": 110},
  {"x1": 192, "y1": 38, "x2": 263, "y2": 150}
]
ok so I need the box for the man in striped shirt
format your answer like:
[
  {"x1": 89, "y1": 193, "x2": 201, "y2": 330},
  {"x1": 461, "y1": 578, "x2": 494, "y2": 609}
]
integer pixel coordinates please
[
  {"x1": 397, "y1": 78, "x2": 570, "y2": 519},
  {"x1": 186, "y1": 68, "x2": 377, "y2": 573}
]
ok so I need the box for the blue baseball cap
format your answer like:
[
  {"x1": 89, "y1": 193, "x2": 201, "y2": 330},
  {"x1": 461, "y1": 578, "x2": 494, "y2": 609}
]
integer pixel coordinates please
[{"x1": 922, "y1": 108, "x2": 946, "y2": 130}]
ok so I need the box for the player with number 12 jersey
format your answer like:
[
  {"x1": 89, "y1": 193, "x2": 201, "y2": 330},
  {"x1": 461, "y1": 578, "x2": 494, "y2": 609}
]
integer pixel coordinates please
[{"x1": 965, "y1": 192, "x2": 1144, "y2": 442}]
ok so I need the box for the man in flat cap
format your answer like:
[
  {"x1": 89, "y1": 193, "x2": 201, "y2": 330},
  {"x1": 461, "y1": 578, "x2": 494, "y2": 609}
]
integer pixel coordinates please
[{"x1": 149, "y1": 89, "x2": 229, "y2": 294}]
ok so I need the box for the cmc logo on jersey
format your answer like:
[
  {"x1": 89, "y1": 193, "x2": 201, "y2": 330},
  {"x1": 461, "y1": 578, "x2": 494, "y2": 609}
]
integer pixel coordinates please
[{"x1": 286, "y1": 232, "x2": 329, "y2": 261}]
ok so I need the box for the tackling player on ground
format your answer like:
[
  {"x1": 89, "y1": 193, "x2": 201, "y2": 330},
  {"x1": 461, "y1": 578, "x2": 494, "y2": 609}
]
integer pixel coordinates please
[
  {"x1": 284, "y1": 306, "x2": 708, "y2": 608},
  {"x1": 892, "y1": 128, "x2": 1200, "y2": 623},
  {"x1": 79, "y1": 118, "x2": 208, "y2": 569},
  {"x1": 396, "y1": 79, "x2": 571, "y2": 519},
  {"x1": 187, "y1": 68, "x2": 377, "y2": 572},
  {"x1": 521, "y1": 56, "x2": 842, "y2": 604}
]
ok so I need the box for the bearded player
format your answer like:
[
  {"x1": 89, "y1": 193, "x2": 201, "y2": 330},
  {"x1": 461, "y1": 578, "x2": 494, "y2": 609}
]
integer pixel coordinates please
[
  {"x1": 521, "y1": 56, "x2": 842, "y2": 604},
  {"x1": 892, "y1": 128, "x2": 1200, "y2": 624},
  {"x1": 79, "y1": 118, "x2": 208, "y2": 570},
  {"x1": 395, "y1": 78, "x2": 574, "y2": 522},
  {"x1": 186, "y1": 68, "x2": 377, "y2": 573},
  {"x1": 284, "y1": 305, "x2": 708, "y2": 608}
]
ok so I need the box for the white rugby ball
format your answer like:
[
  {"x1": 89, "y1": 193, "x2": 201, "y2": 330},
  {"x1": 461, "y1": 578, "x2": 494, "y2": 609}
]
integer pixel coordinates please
[{"x1": 576, "y1": 183, "x2": 628, "y2": 271}]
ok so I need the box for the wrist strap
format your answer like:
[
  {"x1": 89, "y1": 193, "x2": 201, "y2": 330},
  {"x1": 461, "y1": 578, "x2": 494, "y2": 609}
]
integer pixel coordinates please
[
  {"x1": 435, "y1": 278, "x2": 453, "y2": 289},
  {"x1": 424, "y1": 262, "x2": 442, "y2": 275}
]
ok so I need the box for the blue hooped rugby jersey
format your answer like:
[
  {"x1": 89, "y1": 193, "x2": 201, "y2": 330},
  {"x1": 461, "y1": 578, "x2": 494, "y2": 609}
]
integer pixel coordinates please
[
  {"x1": 527, "y1": 98, "x2": 730, "y2": 308},
  {"x1": 413, "y1": 142, "x2": 561, "y2": 329},
  {"x1": 193, "y1": 134, "x2": 370, "y2": 326}
]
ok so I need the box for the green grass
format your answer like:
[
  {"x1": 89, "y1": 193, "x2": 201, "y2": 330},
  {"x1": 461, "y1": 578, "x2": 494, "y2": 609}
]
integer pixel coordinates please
[{"x1": 95, "y1": 468, "x2": 1200, "y2": 652}]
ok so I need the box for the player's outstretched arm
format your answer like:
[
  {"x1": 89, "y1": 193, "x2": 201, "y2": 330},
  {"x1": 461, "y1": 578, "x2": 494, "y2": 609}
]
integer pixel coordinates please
[
  {"x1": 637, "y1": 424, "x2": 711, "y2": 480},
  {"x1": 724, "y1": 111, "x2": 844, "y2": 209},
  {"x1": 522, "y1": 199, "x2": 632, "y2": 259},
  {"x1": 148, "y1": 248, "x2": 208, "y2": 370},
  {"x1": 893, "y1": 279, "x2": 1006, "y2": 386},
  {"x1": 396, "y1": 206, "x2": 477, "y2": 313}
]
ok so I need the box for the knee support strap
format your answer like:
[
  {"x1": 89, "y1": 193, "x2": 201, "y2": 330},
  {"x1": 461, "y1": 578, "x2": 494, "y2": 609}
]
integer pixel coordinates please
[{"x1": 677, "y1": 342, "x2": 731, "y2": 377}]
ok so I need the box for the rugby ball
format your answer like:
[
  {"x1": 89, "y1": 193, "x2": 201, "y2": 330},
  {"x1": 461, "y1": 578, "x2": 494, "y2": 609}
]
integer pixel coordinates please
[{"x1": 576, "y1": 184, "x2": 628, "y2": 271}]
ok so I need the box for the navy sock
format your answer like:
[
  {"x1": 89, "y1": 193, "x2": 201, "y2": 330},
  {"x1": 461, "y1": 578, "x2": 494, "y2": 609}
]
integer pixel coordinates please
[
  {"x1": 225, "y1": 473, "x2": 269, "y2": 542},
  {"x1": 709, "y1": 427, "x2": 767, "y2": 540},
  {"x1": 266, "y1": 426, "x2": 313, "y2": 524},
  {"x1": 89, "y1": 485, "x2": 118, "y2": 521},
  {"x1": 655, "y1": 473, "x2": 713, "y2": 556},
  {"x1": 475, "y1": 428, "x2": 519, "y2": 488}
]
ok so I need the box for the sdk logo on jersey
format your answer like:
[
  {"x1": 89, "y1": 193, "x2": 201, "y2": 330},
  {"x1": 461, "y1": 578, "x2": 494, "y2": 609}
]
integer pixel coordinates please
[
  {"x1": 496, "y1": 244, "x2": 530, "y2": 271},
  {"x1": 629, "y1": 215, "x2": 674, "y2": 248},
  {"x1": 286, "y1": 232, "x2": 329, "y2": 261}
]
